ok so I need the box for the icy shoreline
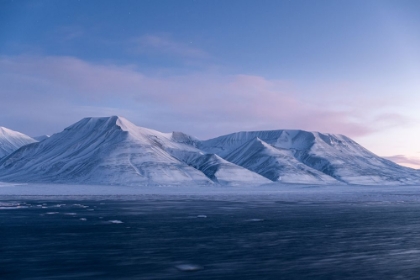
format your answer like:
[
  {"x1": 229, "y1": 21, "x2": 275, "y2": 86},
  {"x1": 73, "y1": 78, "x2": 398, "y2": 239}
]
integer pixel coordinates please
[{"x1": 1, "y1": 182, "x2": 420, "y2": 203}]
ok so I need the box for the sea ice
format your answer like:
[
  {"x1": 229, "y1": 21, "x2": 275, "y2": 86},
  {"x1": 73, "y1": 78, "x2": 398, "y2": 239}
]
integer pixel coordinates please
[
  {"x1": 175, "y1": 264, "x2": 203, "y2": 271},
  {"x1": 108, "y1": 220, "x2": 123, "y2": 224},
  {"x1": 247, "y1": 218, "x2": 264, "y2": 222}
]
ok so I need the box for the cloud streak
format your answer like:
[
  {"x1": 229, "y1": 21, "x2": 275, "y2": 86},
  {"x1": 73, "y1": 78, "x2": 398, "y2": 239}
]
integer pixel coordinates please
[
  {"x1": 0, "y1": 55, "x2": 408, "y2": 139},
  {"x1": 384, "y1": 155, "x2": 420, "y2": 169},
  {"x1": 131, "y1": 35, "x2": 210, "y2": 59}
]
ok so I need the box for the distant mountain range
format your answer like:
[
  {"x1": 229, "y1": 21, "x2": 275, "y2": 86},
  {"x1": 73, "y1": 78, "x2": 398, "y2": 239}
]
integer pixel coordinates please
[{"x1": 0, "y1": 116, "x2": 419, "y2": 186}]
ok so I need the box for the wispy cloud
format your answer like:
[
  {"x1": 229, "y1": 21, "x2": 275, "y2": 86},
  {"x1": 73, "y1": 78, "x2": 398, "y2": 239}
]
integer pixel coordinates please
[
  {"x1": 384, "y1": 155, "x2": 420, "y2": 169},
  {"x1": 56, "y1": 26, "x2": 85, "y2": 41},
  {"x1": 0, "y1": 55, "x2": 409, "y2": 138},
  {"x1": 131, "y1": 34, "x2": 210, "y2": 59}
]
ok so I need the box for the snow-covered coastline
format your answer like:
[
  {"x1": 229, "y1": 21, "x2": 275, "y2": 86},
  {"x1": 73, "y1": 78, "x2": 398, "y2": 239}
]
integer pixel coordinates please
[{"x1": 1, "y1": 182, "x2": 420, "y2": 204}]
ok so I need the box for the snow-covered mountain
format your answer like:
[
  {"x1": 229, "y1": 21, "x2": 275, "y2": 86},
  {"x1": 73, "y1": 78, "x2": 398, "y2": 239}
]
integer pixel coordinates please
[
  {"x1": 0, "y1": 117, "x2": 268, "y2": 186},
  {"x1": 0, "y1": 127, "x2": 37, "y2": 158},
  {"x1": 1, "y1": 116, "x2": 419, "y2": 186},
  {"x1": 200, "y1": 130, "x2": 420, "y2": 185},
  {"x1": 0, "y1": 117, "x2": 209, "y2": 186}
]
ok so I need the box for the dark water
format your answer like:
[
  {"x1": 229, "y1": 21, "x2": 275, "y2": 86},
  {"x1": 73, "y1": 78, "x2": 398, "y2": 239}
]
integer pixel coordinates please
[{"x1": 1, "y1": 198, "x2": 420, "y2": 279}]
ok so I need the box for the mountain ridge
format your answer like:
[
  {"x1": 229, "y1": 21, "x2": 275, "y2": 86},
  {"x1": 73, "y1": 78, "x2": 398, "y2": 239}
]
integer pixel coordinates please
[{"x1": 1, "y1": 116, "x2": 419, "y2": 186}]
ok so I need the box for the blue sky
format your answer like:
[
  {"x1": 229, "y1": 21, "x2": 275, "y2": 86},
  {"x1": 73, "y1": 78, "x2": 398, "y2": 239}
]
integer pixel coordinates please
[{"x1": 1, "y1": 0, "x2": 420, "y2": 167}]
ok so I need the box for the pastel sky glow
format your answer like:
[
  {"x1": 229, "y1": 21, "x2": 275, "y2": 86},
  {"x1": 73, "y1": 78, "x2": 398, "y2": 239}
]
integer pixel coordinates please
[{"x1": 1, "y1": 0, "x2": 420, "y2": 168}]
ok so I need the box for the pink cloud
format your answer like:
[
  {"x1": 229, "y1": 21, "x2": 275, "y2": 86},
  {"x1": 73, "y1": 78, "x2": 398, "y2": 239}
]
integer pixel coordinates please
[
  {"x1": 384, "y1": 155, "x2": 420, "y2": 169},
  {"x1": 0, "y1": 55, "x2": 408, "y2": 138}
]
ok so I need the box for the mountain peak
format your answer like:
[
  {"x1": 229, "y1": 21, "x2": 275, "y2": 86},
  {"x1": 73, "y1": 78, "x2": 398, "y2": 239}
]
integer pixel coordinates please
[
  {"x1": 0, "y1": 126, "x2": 19, "y2": 136},
  {"x1": 69, "y1": 116, "x2": 163, "y2": 138},
  {"x1": 0, "y1": 126, "x2": 35, "y2": 141},
  {"x1": 0, "y1": 126, "x2": 37, "y2": 158},
  {"x1": 64, "y1": 116, "x2": 135, "y2": 133}
]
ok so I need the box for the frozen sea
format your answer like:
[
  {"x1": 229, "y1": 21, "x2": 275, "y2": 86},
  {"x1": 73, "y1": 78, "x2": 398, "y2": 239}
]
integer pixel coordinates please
[{"x1": 2, "y1": 183, "x2": 420, "y2": 279}]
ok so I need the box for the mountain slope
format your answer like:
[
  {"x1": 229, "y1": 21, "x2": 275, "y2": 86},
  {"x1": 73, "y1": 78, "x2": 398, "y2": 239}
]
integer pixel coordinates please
[
  {"x1": 188, "y1": 153, "x2": 271, "y2": 186},
  {"x1": 224, "y1": 137, "x2": 339, "y2": 184},
  {"x1": 294, "y1": 132, "x2": 420, "y2": 185},
  {"x1": 0, "y1": 117, "x2": 213, "y2": 186},
  {"x1": 200, "y1": 130, "x2": 420, "y2": 185},
  {"x1": 155, "y1": 131, "x2": 272, "y2": 185},
  {"x1": 0, "y1": 127, "x2": 37, "y2": 158}
]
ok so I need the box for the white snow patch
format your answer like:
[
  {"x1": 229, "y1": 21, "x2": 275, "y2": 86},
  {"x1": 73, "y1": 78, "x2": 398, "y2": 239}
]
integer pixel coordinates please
[
  {"x1": 247, "y1": 219, "x2": 264, "y2": 222},
  {"x1": 0, "y1": 202, "x2": 28, "y2": 209},
  {"x1": 108, "y1": 220, "x2": 123, "y2": 224}
]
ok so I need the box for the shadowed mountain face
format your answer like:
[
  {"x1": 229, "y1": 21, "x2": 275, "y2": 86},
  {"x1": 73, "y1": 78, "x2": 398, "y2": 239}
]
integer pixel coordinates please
[
  {"x1": 200, "y1": 130, "x2": 420, "y2": 185},
  {"x1": 0, "y1": 116, "x2": 419, "y2": 186},
  {"x1": 0, "y1": 127, "x2": 37, "y2": 159},
  {"x1": 187, "y1": 153, "x2": 271, "y2": 186},
  {"x1": 222, "y1": 137, "x2": 339, "y2": 184}
]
